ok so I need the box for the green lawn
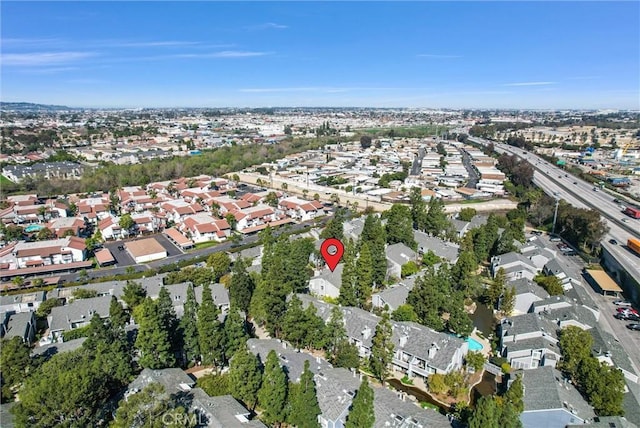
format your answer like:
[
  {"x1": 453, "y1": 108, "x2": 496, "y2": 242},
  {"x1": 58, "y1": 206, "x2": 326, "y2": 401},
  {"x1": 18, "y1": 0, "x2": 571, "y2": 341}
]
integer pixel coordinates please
[{"x1": 0, "y1": 175, "x2": 14, "y2": 186}]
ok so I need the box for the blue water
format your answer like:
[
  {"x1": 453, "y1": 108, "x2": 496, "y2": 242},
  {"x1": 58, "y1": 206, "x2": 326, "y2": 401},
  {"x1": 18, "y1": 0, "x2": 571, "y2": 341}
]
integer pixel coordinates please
[
  {"x1": 467, "y1": 337, "x2": 484, "y2": 352},
  {"x1": 25, "y1": 224, "x2": 44, "y2": 233}
]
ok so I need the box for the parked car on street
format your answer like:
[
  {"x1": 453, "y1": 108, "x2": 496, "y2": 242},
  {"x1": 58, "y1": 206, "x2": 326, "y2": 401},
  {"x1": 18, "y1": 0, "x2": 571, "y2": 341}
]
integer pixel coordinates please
[
  {"x1": 616, "y1": 307, "x2": 639, "y2": 316},
  {"x1": 614, "y1": 312, "x2": 640, "y2": 321},
  {"x1": 626, "y1": 323, "x2": 640, "y2": 331},
  {"x1": 614, "y1": 300, "x2": 632, "y2": 307}
]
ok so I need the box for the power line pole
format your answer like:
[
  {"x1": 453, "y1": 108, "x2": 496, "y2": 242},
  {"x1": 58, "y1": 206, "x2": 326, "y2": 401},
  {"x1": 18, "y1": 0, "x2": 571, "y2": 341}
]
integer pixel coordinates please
[{"x1": 552, "y1": 196, "x2": 560, "y2": 235}]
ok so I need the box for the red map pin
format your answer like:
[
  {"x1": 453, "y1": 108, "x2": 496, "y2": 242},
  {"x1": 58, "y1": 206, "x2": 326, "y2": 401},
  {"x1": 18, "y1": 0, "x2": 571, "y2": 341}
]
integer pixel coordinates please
[{"x1": 320, "y1": 238, "x2": 344, "y2": 272}]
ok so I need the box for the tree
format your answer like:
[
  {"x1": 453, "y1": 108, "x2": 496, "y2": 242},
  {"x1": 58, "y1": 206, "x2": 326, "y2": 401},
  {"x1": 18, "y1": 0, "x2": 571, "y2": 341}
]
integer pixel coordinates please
[
  {"x1": 1, "y1": 337, "x2": 31, "y2": 402},
  {"x1": 157, "y1": 285, "x2": 178, "y2": 338},
  {"x1": 503, "y1": 374, "x2": 524, "y2": 414},
  {"x1": 197, "y1": 283, "x2": 223, "y2": 366},
  {"x1": 109, "y1": 296, "x2": 128, "y2": 329},
  {"x1": 223, "y1": 310, "x2": 249, "y2": 360},
  {"x1": 559, "y1": 326, "x2": 593, "y2": 380},
  {"x1": 391, "y1": 304, "x2": 419, "y2": 322},
  {"x1": 289, "y1": 360, "x2": 321, "y2": 428},
  {"x1": 339, "y1": 239, "x2": 358, "y2": 307},
  {"x1": 257, "y1": 350, "x2": 288, "y2": 426},
  {"x1": 345, "y1": 378, "x2": 375, "y2": 428},
  {"x1": 281, "y1": 295, "x2": 308, "y2": 348},
  {"x1": 465, "y1": 351, "x2": 486, "y2": 373},
  {"x1": 360, "y1": 135, "x2": 372, "y2": 149},
  {"x1": 180, "y1": 284, "x2": 200, "y2": 365},
  {"x1": 324, "y1": 306, "x2": 347, "y2": 357},
  {"x1": 360, "y1": 214, "x2": 387, "y2": 287},
  {"x1": 320, "y1": 208, "x2": 345, "y2": 240},
  {"x1": 265, "y1": 191, "x2": 279, "y2": 207},
  {"x1": 36, "y1": 297, "x2": 62, "y2": 318},
  {"x1": 207, "y1": 252, "x2": 231, "y2": 281},
  {"x1": 11, "y1": 276, "x2": 24, "y2": 288},
  {"x1": 459, "y1": 207, "x2": 477, "y2": 222},
  {"x1": 428, "y1": 373, "x2": 447, "y2": 395},
  {"x1": 225, "y1": 212, "x2": 238, "y2": 230},
  {"x1": 135, "y1": 298, "x2": 175, "y2": 369},
  {"x1": 487, "y1": 268, "x2": 506, "y2": 308},
  {"x1": 369, "y1": 313, "x2": 394, "y2": 383},
  {"x1": 110, "y1": 383, "x2": 196, "y2": 428},
  {"x1": 119, "y1": 213, "x2": 135, "y2": 233},
  {"x1": 409, "y1": 187, "x2": 427, "y2": 231},
  {"x1": 401, "y1": 261, "x2": 419, "y2": 278},
  {"x1": 500, "y1": 286, "x2": 516, "y2": 317},
  {"x1": 332, "y1": 339, "x2": 361, "y2": 369},
  {"x1": 425, "y1": 197, "x2": 450, "y2": 237},
  {"x1": 356, "y1": 242, "x2": 374, "y2": 308},
  {"x1": 229, "y1": 258, "x2": 255, "y2": 314},
  {"x1": 579, "y1": 358, "x2": 625, "y2": 416},
  {"x1": 122, "y1": 280, "x2": 147, "y2": 309},
  {"x1": 468, "y1": 395, "x2": 500, "y2": 428},
  {"x1": 197, "y1": 373, "x2": 230, "y2": 397},
  {"x1": 534, "y1": 273, "x2": 564, "y2": 296},
  {"x1": 36, "y1": 227, "x2": 55, "y2": 241},
  {"x1": 384, "y1": 204, "x2": 417, "y2": 249},
  {"x1": 229, "y1": 348, "x2": 262, "y2": 411}
]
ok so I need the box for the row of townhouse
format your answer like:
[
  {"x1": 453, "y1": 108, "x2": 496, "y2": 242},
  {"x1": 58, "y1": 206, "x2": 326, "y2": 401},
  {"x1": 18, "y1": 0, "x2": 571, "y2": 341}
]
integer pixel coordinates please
[
  {"x1": 297, "y1": 294, "x2": 468, "y2": 382},
  {"x1": 0, "y1": 236, "x2": 87, "y2": 271},
  {"x1": 247, "y1": 338, "x2": 452, "y2": 428}
]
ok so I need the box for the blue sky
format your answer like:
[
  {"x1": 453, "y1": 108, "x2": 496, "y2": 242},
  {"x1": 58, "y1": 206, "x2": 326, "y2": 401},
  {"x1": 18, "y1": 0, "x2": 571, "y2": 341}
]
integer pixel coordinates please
[{"x1": 2, "y1": 2, "x2": 639, "y2": 109}]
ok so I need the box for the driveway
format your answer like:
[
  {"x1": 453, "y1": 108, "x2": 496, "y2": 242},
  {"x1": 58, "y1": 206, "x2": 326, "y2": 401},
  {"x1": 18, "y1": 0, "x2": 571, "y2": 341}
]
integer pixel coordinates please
[{"x1": 103, "y1": 241, "x2": 136, "y2": 267}]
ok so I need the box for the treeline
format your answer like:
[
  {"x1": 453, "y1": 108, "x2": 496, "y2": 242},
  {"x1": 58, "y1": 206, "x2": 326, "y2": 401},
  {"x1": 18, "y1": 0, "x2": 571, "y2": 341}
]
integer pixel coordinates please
[
  {"x1": 559, "y1": 326, "x2": 625, "y2": 416},
  {"x1": 469, "y1": 122, "x2": 534, "y2": 139},
  {"x1": 3, "y1": 138, "x2": 326, "y2": 196}
]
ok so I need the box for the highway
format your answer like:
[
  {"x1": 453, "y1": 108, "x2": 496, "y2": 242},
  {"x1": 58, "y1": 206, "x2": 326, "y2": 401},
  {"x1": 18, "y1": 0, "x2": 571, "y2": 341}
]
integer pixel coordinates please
[{"x1": 469, "y1": 137, "x2": 640, "y2": 375}]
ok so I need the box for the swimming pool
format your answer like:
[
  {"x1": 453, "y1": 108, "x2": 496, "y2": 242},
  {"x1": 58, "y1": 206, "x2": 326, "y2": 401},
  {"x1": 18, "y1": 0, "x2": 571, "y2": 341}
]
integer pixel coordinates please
[
  {"x1": 24, "y1": 224, "x2": 44, "y2": 233},
  {"x1": 466, "y1": 337, "x2": 484, "y2": 352}
]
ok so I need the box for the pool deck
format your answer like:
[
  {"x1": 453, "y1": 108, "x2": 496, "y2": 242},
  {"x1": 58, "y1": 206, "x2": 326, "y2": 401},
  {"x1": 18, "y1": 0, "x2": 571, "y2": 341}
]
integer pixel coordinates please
[{"x1": 470, "y1": 329, "x2": 492, "y2": 357}]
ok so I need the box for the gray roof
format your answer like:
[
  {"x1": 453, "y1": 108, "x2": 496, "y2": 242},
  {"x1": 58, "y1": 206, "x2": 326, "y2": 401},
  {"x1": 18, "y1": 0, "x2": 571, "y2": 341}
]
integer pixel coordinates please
[
  {"x1": 542, "y1": 305, "x2": 598, "y2": 329},
  {"x1": 311, "y1": 263, "x2": 344, "y2": 289},
  {"x1": 127, "y1": 368, "x2": 196, "y2": 395},
  {"x1": 568, "y1": 416, "x2": 638, "y2": 428},
  {"x1": 373, "y1": 384, "x2": 452, "y2": 428},
  {"x1": 492, "y1": 252, "x2": 537, "y2": 271},
  {"x1": 189, "y1": 390, "x2": 266, "y2": 428},
  {"x1": 0, "y1": 402, "x2": 16, "y2": 428},
  {"x1": 413, "y1": 230, "x2": 459, "y2": 262},
  {"x1": 0, "y1": 291, "x2": 46, "y2": 307},
  {"x1": 239, "y1": 245, "x2": 262, "y2": 260},
  {"x1": 393, "y1": 321, "x2": 467, "y2": 373},
  {"x1": 469, "y1": 215, "x2": 488, "y2": 229},
  {"x1": 509, "y1": 278, "x2": 549, "y2": 299},
  {"x1": 623, "y1": 380, "x2": 640, "y2": 427},
  {"x1": 504, "y1": 335, "x2": 560, "y2": 355},
  {"x1": 2, "y1": 311, "x2": 33, "y2": 341},
  {"x1": 343, "y1": 217, "x2": 365, "y2": 240},
  {"x1": 544, "y1": 258, "x2": 579, "y2": 281},
  {"x1": 48, "y1": 295, "x2": 112, "y2": 332},
  {"x1": 247, "y1": 338, "x2": 333, "y2": 382},
  {"x1": 451, "y1": 219, "x2": 469, "y2": 234},
  {"x1": 385, "y1": 243, "x2": 417, "y2": 267},
  {"x1": 589, "y1": 325, "x2": 637, "y2": 377},
  {"x1": 314, "y1": 368, "x2": 361, "y2": 422},
  {"x1": 500, "y1": 312, "x2": 559, "y2": 339},
  {"x1": 31, "y1": 337, "x2": 87, "y2": 358},
  {"x1": 522, "y1": 366, "x2": 594, "y2": 420},
  {"x1": 373, "y1": 285, "x2": 410, "y2": 310}
]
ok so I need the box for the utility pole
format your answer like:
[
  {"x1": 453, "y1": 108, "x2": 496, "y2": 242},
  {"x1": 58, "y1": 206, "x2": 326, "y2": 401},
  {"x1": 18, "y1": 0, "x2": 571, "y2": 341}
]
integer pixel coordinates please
[{"x1": 552, "y1": 196, "x2": 560, "y2": 235}]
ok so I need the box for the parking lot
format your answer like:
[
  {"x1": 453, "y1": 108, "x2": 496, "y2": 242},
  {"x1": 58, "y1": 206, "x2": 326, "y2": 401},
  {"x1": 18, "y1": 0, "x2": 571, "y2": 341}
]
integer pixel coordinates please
[{"x1": 102, "y1": 233, "x2": 182, "y2": 267}]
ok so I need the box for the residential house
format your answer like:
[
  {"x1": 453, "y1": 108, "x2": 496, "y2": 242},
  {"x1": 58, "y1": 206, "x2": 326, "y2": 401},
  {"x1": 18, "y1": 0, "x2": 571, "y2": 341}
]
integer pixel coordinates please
[
  {"x1": 279, "y1": 196, "x2": 325, "y2": 221},
  {"x1": 385, "y1": 243, "x2": 417, "y2": 279},
  {"x1": 509, "y1": 278, "x2": 550, "y2": 315},
  {"x1": 124, "y1": 368, "x2": 266, "y2": 427},
  {"x1": 520, "y1": 366, "x2": 594, "y2": 428},
  {"x1": 308, "y1": 264, "x2": 344, "y2": 299},
  {"x1": 181, "y1": 214, "x2": 231, "y2": 243},
  {"x1": 491, "y1": 252, "x2": 539, "y2": 281},
  {"x1": 499, "y1": 313, "x2": 562, "y2": 370},
  {"x1": 48, "y1": 295, "x2": 111, "y2": 342},
  {"x1": 45, "y1": 217, "x2": 86, "y2": 238},
  {"x1": 543, "y1": 258, "x2": 581, "y2": 291},
  {"x1": 233, "y1": 205, "x2": 278, "y2": 232},
  {"x1": 12, "y1": 236, "x2": 87, "y2": 269},
  {"x1": 371, "y1": 275, "x2": 420, "y2": 311},
  {"x1": 0, "y1": 291, "x2": 45, "y2": 313},
  {"x1": 342, "y1": 217, "x2": 365, "y2": 241},
  {"x1": 413, "y1": 230, "x2": 459, "y2": 263},
  {"x1": 1, "y1": 311, "x2": 36, "y2": 344},
  {"x1": 98, "y1": 216, "x2": 124, "y2": 240}
]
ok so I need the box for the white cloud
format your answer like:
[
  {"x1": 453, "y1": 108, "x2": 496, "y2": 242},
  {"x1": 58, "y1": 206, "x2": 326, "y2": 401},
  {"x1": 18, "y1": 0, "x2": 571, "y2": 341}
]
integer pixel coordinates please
[
  {"x1": 2, "y1": 51, "x2": 96, "y2": 66},
  {"x1": 503, "y1": 81, "x2": 556, "y2": 87},
  {"x1": 174, "y1": 51, "x2": 272, "y2": 59},
  {"x1": 247, "y1": 22, "x2": 288, "y2": 30},
  {"x1": 106, "y1": 40, "x2": 203, "y2": 48}
]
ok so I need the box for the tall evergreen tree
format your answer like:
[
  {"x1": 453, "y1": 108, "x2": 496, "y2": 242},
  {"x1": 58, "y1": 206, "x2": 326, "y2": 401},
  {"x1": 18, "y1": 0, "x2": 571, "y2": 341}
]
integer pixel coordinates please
[
  {"x1": 229, "y1": 348, "x2": 262, "y2": 411},
  {"x1": 503, "y1": 374, "x2": 524, "y2": 414},
  {"x1": 180, "y1": 284, "x2": 200, "y2": 365},
  {"x1": 122, "y1": 280, "x2": 146, "y2": 309},
  {"x1": 135, "y1": 298, "x2": 175, "y2": 369},
  {"x1": 369, "y1": 312, "x2": 394, "y2": 383},
  {"x1": 356, "y1": 242, "x2": 374, "y2": 309},
  {"x1": 468, "y1": 395, "x2": 500, "y2": 428},
  {"x1": 345, "y1": 378, "x2": 375, "y2": 428},
  {"x1": 282, "y1": 295, "x2": 307, "y2": 348},
  {"x1": 109, "y1": 295, "x2": 128, "y2": 329},
  {"x1": 360, "y1": 215, "x2": 387, "y2": 287},
  {"x1": 409, "y1": 187, "x2": 427, "y2": 231},
  {"x1": 500, "y1": 286, "x2": 517, "y2": 317},
  {"x1": 289, "y1": 360, "x2": 321, "y2": 428},
  {"x1": 157, "y1": 286, "x2": 178, "y2": 342},
  {"x1": 258, "y1": 350, "x2": 288, "y2": 426},
  {"x1": 320, "y1": 208, "x2": 345, "y2": 240},
  {"x1": 339, "y1": 239, "x2": 358, "y2": 307},
  {"x1": 425, "y1": 197, "x2": 450, "y2": 237},
  {"x1": 229, "y1": 258, "x2": 255, "y2": 314},
  {"x1": 207, "y1": 252, "x2": 231, "y2": 281},
  {"x1": 323, "y1": 306, "x2": 346, "y2": 357},
  {"x1": 384, "y1": 204, "x2": 417, "y2": 249},
  {"x1": 197, "y1": 283, "x2": 223, "y2": 366},
  {"x1": 223, "y1": 310, "x2": 249, "y2": 361}
]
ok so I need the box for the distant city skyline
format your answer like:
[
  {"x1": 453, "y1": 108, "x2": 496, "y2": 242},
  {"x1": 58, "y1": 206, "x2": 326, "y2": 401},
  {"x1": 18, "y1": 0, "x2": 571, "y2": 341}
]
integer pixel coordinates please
[{"x1": 2, "y1": 2, "x2": 639, "y2": 110}]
